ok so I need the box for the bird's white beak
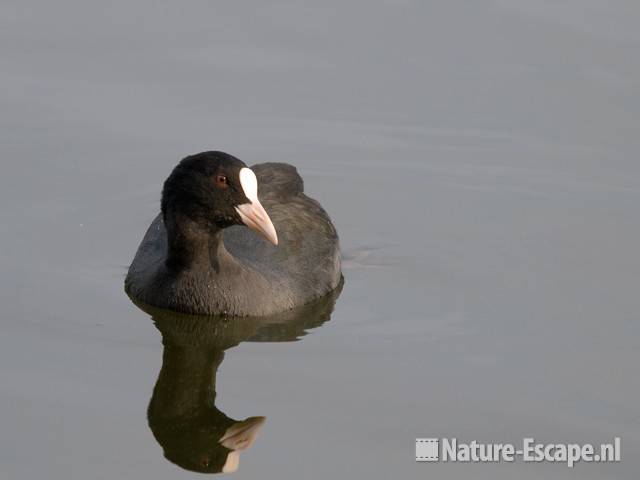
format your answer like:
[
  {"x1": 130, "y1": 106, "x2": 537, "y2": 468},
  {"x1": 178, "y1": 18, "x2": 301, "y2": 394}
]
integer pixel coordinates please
[
  {"x1": 235, "y1": 168, "x2": 278, "y2": 245},
  {"x1": 235, "y1": 200, "x2": 278, "y2": 245}
]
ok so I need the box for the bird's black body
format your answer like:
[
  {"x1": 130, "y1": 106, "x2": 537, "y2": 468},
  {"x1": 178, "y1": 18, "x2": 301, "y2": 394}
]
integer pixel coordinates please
[{"x1": 125, "y1": 152, "x2": 342, "y2": 316}]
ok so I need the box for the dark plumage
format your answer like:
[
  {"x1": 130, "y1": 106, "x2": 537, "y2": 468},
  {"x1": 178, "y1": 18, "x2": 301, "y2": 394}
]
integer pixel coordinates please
[{"x1": 125, "y1": 151, "x2": 342, "y2": 316}]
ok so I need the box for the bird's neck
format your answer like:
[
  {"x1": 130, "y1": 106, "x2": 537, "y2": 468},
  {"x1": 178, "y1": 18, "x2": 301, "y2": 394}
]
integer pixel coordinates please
[
  {"x1": 160, "y1": 212, "x2": 273, "y2": 316},
  {"x1": 164, "y1": 214, "x2": 228, "y2": 272}
]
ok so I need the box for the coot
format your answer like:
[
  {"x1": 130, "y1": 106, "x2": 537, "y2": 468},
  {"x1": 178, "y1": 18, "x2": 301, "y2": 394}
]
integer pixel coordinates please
[{"x1": 125, "y1": 151, "x2": 342, "y2": 316}]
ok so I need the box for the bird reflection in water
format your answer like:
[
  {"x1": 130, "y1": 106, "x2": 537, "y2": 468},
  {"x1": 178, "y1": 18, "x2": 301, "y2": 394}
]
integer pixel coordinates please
[{"x1": 129, "y1": 282, "x2": 342, "y2": 474}]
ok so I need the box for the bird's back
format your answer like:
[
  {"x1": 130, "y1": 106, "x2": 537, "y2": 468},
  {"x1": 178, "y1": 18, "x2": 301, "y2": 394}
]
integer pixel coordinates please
[{"x1": 223, "y1": 162, "x2": 342, "y2": 300}]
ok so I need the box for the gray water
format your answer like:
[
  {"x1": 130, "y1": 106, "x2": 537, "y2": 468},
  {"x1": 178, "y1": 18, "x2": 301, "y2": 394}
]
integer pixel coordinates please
[{"x1": 1, "y1": 1, "x2": 639, "y2": 478}]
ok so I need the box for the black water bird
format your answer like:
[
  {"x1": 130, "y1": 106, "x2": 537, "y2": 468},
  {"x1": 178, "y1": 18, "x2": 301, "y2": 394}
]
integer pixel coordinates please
[{"x1": 126, "y1": 151, "x2": 342, "y2": 316}]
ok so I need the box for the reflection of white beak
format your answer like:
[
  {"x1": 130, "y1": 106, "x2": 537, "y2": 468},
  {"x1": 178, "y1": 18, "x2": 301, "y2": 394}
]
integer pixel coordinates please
[
  {"x1": 235, "y1": 167, "x2": 278, "y2": 245},
  {"x1": 219, "y1": 416, "x2": 266, "y2": 451},
  {"x1": 220, "y1": 416, "x2": 266, "y2": 474}
]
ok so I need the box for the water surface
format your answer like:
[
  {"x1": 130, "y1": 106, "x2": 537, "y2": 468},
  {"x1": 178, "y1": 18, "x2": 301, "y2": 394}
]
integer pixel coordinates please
[{"x1": 1, "y1": 1, "x2": 639, "y2": 479}]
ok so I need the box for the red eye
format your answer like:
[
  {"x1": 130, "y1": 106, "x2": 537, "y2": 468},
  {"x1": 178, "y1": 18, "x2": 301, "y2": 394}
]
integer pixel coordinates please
[{"x1": 215, "y1": 175, "x2": 228, "y2": 188}]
